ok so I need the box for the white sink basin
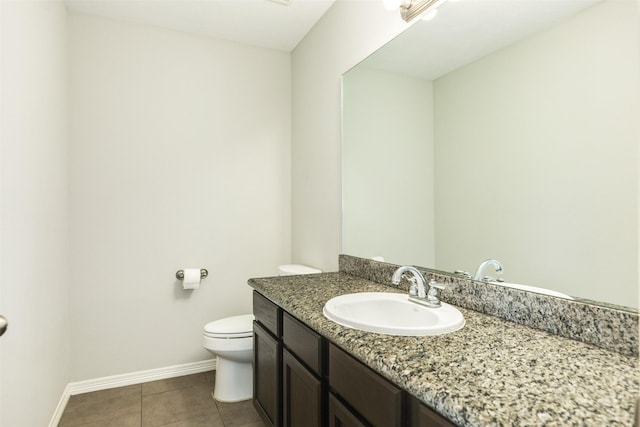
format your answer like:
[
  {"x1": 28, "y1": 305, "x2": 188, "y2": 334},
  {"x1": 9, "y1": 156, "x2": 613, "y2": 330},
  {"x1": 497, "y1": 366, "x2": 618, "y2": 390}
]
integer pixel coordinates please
[{"x1": 323, "y1": 292, "x2": 465, "y2": 336}]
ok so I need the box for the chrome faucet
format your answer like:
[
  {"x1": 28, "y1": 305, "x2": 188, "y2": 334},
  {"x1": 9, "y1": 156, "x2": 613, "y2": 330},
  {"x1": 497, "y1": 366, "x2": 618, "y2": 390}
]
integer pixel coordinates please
[
  {"x1": 391, "y1": 266, "x2": 444, "y2": 308},
  {"x1": 473, "y1": 259, "x2": 503, "y2": 281},
  {"x1": 392, "y1": 266, "x2": 427, "y2": 297}
]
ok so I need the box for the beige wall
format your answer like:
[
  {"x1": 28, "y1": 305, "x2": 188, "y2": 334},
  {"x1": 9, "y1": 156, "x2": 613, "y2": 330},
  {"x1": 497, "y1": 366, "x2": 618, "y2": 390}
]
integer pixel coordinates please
[
  {"x1": 0, "y1": 1, "x2": 70, "y2": 425},
  {"x1": 291, "y1": 0, "x2": 409, "y2": 272},
  {"x1": 342, "y1": 67, "x2": 435, "y2": 265},
  {"x1": 434, "y1": 1, "x2": 638, "y2": 305},
  {"x1": 69, "y1": 14, "x2": 291, "y2": 380}
]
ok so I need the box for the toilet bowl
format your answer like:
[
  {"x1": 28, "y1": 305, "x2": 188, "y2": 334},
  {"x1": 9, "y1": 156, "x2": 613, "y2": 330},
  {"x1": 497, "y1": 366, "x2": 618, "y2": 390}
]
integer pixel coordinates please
[
  {"x1": 203, "y1": 314, "x2": 254, "y2": 402},
  {"x1": 203, "y1": 265, "x2": 320, "y2": 402}
]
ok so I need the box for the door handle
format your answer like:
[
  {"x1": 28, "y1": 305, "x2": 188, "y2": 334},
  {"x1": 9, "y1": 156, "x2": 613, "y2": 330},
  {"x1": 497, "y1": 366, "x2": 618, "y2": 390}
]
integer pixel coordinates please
[{"x1": 0, "y1": 315, "x2": 7, "y2": 337}]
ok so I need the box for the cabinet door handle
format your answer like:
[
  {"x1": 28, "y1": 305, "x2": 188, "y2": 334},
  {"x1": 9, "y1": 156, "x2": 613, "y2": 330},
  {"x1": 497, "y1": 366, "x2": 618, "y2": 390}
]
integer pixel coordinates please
[{"x1": 0, "y1": 315, "x2": 8, "y2": 337}]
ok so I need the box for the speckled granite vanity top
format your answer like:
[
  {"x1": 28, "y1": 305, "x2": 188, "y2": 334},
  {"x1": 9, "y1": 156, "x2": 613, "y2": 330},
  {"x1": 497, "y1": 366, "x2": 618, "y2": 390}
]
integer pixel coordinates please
[{"x1": 248, "y1": 272, "x2": 639, "y2": 427}]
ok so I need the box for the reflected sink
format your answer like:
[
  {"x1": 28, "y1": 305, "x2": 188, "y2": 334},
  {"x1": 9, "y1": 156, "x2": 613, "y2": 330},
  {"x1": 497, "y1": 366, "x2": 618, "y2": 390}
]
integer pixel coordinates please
[
  {"x1": 323, "y1": 292, "x2": 465, "y2": 336},
  {"x1": 489, "y1": 281, "x2": 574, "y2": 300}
]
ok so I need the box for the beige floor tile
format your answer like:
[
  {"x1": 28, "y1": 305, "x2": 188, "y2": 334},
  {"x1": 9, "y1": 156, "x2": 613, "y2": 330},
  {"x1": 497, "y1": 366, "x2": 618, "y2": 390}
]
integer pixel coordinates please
[
  {"x1": 141, "y1": 383, "x2": 217, "y2": 427},
  {"x1": 155, "y1": 413, "x2": 225, "y2": 427},
  {"x1": 60, "y1": 412, "x2": 141, "y2": 427},
  {"x1": 59, "y1": 385, "x2": 141, "y2": 427},
  {"x1": 66, "y1": 384, "x2": 141, "y2": 406},
  {"x1": 215, "y1": 400, "x2": 265, "y2": 427},
  {"x1": 58, "y1": 372, "x2": 262, "y2": 427},
  {"x1": 203, "y1": 371, "x2": 215, "y2": 385},
  {"x1": 142, "y1": 373, "x2": 212, "y2": 396}
]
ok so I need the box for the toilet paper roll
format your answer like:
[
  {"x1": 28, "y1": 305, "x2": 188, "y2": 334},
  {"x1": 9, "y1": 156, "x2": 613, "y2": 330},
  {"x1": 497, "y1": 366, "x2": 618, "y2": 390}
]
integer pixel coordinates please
[{"x1": 182, "y1": 268, "x2": 201, "y2": 290}]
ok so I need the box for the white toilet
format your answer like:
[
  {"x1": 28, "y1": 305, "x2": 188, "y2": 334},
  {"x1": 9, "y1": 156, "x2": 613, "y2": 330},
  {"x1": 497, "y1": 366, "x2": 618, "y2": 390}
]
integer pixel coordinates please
[
  {"x1": 203, "y1": 314, "x2": 254, "y2": 402},
  {"x1": 202, "y1": 264, "x2": 321, "y2": 403},
  {"x1": 278, "y1": 264, "x2": 322, "y2": 276}
]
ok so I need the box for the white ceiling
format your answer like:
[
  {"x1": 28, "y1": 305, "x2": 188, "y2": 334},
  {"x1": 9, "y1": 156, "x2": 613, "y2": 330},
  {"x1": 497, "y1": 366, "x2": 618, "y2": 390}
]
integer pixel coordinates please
[
  {"x1": 65, "y1": 0, "x2": 336, "y2": 52},
  {"x1": 359, "y1": 0, "x2": 601, "y2": 80}
]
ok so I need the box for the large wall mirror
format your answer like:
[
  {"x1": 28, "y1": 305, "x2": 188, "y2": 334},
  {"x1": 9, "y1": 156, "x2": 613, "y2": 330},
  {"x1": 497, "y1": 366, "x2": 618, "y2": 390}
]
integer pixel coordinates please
[{"x1": 342, "y1": 0, "x2": 638, "y2": 309}]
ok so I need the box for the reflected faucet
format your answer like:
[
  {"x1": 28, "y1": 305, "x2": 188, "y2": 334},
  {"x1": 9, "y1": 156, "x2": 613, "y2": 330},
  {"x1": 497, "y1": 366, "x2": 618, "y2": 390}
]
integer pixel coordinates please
[{"x1": 473, "y1": 259, "x2": 503, "y2": 281}]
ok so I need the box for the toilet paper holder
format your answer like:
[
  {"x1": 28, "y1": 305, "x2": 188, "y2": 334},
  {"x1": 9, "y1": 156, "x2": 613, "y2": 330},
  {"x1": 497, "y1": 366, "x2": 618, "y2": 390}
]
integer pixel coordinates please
[{"x1": 176, "y1": 269, "x2": 208, "y2": 280}]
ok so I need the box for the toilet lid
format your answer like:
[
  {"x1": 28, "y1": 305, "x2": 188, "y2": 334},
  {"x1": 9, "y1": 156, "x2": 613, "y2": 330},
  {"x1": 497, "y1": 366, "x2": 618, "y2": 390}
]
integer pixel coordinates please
[{"x1": 204, "y1": 314, "x2": 254, "y2": 338}]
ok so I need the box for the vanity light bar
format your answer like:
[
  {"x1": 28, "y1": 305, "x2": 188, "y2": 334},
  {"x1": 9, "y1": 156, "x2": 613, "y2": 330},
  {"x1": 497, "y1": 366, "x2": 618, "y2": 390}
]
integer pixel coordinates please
[{"x1": 400, "y1": 0, "x2": 447, "y2": 22}]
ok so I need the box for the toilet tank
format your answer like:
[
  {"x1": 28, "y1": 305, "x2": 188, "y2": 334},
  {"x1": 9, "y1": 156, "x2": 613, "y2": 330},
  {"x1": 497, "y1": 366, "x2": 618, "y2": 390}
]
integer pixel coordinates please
[{"x1": 278, "y1": 264, "x2": 321, "y2": 276}]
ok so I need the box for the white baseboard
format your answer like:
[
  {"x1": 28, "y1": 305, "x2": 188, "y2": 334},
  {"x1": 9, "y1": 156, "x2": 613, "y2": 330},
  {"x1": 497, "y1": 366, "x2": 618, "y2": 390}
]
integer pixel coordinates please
[
  {"x1": 68, "y1": 359, "x2": 217, "y2": 395},
  {"x1": 48, "y1": 383, "x2": 71, "y2": 427},
  {"x1": 48, "y1": 359, "x2": 216, "y2": 427}
]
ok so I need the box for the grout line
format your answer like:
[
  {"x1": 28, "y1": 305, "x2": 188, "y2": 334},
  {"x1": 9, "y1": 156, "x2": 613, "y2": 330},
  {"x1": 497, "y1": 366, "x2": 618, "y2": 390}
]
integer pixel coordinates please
[
  {"x1": 214, "y1": 399, "x2": 227, "y2": 427},
  {"x1": 141, "y1": 372, "x2": 213, "y2": 397},
  {"x1": 139, "y1": 379, "x2": 143, "y2": 427}
]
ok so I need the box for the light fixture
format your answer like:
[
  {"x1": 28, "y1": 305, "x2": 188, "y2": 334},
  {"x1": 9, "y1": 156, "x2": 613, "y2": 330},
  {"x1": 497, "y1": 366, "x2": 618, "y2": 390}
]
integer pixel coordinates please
[
  {"x1": 384, "y1": 0, "x2": 448, "y2": 22},
  {"x1": 421, "y1": 8, "x2": 438, "y2": 21}
]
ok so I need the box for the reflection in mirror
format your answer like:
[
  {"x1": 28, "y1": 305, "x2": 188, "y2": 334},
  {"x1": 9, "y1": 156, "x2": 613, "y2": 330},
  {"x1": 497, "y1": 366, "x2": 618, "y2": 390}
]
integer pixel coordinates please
[{"x1": 342, "y1": 0, "x2": 638, "y2": 309}]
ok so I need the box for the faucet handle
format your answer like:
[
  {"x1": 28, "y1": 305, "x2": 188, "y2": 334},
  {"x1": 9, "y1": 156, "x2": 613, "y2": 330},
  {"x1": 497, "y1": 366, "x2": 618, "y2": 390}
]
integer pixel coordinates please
[
  {"x1": 407, "y1": 276, "x2": 418, "y2": 296},
  {"x1": 428, "y1": 279, "x2": 445, "y2": 290},
  {"x1": 454, "y1": 270, "x2": 471, "y2": 279},
  {"x1": 427, "y1": 279, "x2": 444, "y2": 307}
]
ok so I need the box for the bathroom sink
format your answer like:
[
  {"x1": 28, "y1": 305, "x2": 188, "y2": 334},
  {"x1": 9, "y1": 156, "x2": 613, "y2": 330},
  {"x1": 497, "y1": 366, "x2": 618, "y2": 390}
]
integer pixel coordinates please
[{"x1": 323, "y1": 292, "x2": 464, "y2": 336}]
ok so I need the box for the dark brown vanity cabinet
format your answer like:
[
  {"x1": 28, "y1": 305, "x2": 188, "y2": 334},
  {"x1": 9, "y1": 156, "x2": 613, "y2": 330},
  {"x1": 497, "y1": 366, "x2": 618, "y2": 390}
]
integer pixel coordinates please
[
  {"x1": 282, "y1": 348, "x2": 323, "y2": 426},
  {"x1": 406, "y1": 397, "x2": 457, "y2": 427},
  {"x1": 282, "y1": 312, "x2": 325, "y2": 427},
  {"x1": 253, "y1": 292, "x2": 282, "y2": 427},
  {"x1": 253, "y1": 292, "x2": 325, "y2": 427},
  {"x1": 329, "y1": 343, "x2": 403, "y2": 427},
  {"x1": 328, "y1": 393, "x2": 368, "y2": 427},
  {"x1": 253, "y1": 291, "x2": 455, "y2": 427},
  {"x1": 328, "y1": 344, "x2": 455, "y2": 427}
]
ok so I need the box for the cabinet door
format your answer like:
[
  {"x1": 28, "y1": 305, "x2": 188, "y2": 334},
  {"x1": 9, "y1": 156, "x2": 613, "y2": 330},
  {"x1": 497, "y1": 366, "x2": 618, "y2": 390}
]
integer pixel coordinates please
[
  {"x1": 328, "y1": 394, "x2": 369, "y2": 427},
  {"x1": 406, "y1": 395, "x2": 456, "y2": 427},
  {"x1": 282, "y1": 348, "x2": 323, "y2": 427},
  {"x1": 253, "y1": 321, "x2": 281, "y2": 427}
]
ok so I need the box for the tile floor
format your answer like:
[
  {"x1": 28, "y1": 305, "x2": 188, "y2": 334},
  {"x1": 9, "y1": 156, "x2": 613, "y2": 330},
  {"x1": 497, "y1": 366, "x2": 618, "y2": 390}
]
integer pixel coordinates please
[{"x1": 58, "y1": 371, "x2": 266, "y2": 427}]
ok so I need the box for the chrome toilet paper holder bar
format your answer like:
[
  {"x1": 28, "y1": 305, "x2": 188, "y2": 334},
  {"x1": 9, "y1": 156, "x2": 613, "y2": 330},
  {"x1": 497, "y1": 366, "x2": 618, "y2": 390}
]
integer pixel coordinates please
[{"x1": 176, "y1": 269, "x2": 208, "y2": 280}]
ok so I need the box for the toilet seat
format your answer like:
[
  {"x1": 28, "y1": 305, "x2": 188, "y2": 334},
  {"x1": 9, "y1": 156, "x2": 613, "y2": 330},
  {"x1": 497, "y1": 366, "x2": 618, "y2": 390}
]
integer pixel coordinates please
[{"x1": 204, "y1": 314, "x2": 254, "y2": 339}]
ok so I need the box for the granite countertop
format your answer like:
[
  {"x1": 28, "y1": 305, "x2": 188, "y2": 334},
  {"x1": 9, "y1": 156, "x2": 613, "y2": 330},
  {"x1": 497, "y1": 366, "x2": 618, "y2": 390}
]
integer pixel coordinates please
[{"x1": 248, "y1": 272, "x2": 639, "y2": 427}]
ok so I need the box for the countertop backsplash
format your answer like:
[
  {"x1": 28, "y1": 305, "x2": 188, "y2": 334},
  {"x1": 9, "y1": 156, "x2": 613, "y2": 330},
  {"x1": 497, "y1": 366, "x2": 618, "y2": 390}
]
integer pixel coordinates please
[{"x1": 339, "y1": 254, "x2": 639, "y2": 358}]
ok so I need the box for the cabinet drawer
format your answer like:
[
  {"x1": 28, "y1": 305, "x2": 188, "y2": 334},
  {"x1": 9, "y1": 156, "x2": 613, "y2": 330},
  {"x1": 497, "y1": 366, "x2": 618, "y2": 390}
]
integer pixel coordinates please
[
  {"x1": 329, "y1": 344, "x2": 402, "y2": 427},
  {"x1": 253, "y1": 291, "x2": 281, "y2": 337},
  {"x1": 283, "y1": 312, "x2": 324, "y2": 376}
]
